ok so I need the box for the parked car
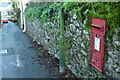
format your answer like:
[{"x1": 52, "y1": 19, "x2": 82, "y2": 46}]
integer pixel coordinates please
[
  {"x1": 12, "y1": 17, "x2": 17, "y2": 22},
  {"x1": 8, "y1": 16, "x2": 13, "y2": 21},
  {"x1": 2, "y1": 19, "x2": 8, "y2": 23}
]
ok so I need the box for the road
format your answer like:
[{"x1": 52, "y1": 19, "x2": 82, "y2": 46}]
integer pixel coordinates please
[{"x1": 1, "y1": 22, "x2": 54, "y2": 78}]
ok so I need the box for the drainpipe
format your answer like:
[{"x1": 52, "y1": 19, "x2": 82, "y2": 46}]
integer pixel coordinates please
[
  {"x1": 22, "y1": 13, "x2": 26, "y2": 32},
  {"x1": 20, "y1": 1, "x2": 27, "y2": 32},
  {"x1": 0, "y1": 11, "x2": 1, "y2": 27},
  {"x1": 0, "y1": 11, "x2": 2, "y2": 80},
  {"x1": 19, "y1": 0, "x2": 24, "y2": 30},
  {"x1": 22, "y1": 4, "x2": 26, "y2": 32}
]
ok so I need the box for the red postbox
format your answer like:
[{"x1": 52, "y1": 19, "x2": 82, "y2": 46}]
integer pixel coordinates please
[{"x1": 90, "y1": 18, "x2": 106, "y2": 72}]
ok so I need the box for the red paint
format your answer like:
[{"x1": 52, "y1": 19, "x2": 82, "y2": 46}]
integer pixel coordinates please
[
  {"x1": 90, "y1": 18, "x2": 106, "y2": 72},
  {"x1": 2, "y1": 20, "x2": 8, "y2": 23}
]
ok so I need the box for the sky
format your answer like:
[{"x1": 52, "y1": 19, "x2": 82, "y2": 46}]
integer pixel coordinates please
[
  {"x1": 0, "y1": 0, "x2": 11, "y2": 3},
  {"x1": 0, "y1": 2, "x2": 11, "y2": 11}
]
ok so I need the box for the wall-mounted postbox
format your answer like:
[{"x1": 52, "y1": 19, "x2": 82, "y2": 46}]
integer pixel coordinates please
[{"x1": 90, "y1": 18, "x2": 106, "y2": 72}]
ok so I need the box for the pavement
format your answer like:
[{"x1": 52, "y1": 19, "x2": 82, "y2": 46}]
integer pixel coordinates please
[{"x1": 1, "y1": 22, "x2": 54, "y2": 78}]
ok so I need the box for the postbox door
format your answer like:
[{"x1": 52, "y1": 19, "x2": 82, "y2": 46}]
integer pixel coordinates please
[
  {"x1": 90, "y1": 32, "x2": 105, "y2": 72},
  {"x1": 90, "y1": 18, "x2": 105, "y2": 72}
]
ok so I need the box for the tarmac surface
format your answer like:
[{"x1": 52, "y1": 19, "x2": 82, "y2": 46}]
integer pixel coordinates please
[{"x1": 1, "y1": 22, "x2": 54, "y2": 78}]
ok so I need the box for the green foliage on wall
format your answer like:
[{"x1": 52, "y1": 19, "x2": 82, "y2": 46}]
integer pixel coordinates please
[
  {"x1": 25, "y1": 2, "x2": 120, "y2": 38},
  {"x1": 87, "y1": 2, "x2": 120, "y2": 38}
]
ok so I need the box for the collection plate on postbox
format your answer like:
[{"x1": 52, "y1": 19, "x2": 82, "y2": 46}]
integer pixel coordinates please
[{"x1": 90, "y1": 18, "x2": 106, "y2": 72}]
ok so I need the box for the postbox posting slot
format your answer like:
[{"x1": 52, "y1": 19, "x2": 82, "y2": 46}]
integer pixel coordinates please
[
  {"x1": 92, "y1": 26, "x2": 105, "y2": 35},
  {"x1": 92, "y1": 26, "x2": 104, "y2": 33},
  {"x1": 92, "y1": 26, "x2": 102, "y2": 29}
]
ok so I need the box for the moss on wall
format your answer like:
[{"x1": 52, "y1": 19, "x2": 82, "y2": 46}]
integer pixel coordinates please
[{"x1": 25, "y1": 2, "x2": 120, "y2": 78}]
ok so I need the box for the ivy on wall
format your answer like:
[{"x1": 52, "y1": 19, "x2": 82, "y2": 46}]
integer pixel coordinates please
[
  {"x1": 25, "y1": 2, "x2": 120, "y2": 77},
  {"x1": 25, "y1": 2, "x2": 120, "y2": 33},
  {"x1": 25, "y1": 2, "x2": 120, "y2": 51}
]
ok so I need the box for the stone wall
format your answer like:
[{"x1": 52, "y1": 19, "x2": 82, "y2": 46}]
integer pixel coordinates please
[
  {"x1": 104, "y1": 28, "x2": 120, "y2": 78},
  {"x1": 25, "y1": 13, "x2": 120, "y2": 78}
]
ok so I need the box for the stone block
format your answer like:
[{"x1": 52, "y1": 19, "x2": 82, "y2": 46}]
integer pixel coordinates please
[
  {"x1": 114, "y1": 41, "x2": 120, "y2": 46},
  {"x1": 73, "y1": 14, "x2": 77, "y2": 19}
]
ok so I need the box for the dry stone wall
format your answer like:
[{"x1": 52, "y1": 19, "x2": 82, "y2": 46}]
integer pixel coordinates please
[
  {"x1": 104, "y1": 28, "x2": 120, "y2": 78},
  {"x1": 25, "y1": 13, "x2": 120, "y2": 78}
]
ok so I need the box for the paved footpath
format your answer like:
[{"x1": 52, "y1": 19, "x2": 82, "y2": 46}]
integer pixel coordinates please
[{"x1": 1, "y1": 22, "x2": 54, "y2": 78}]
